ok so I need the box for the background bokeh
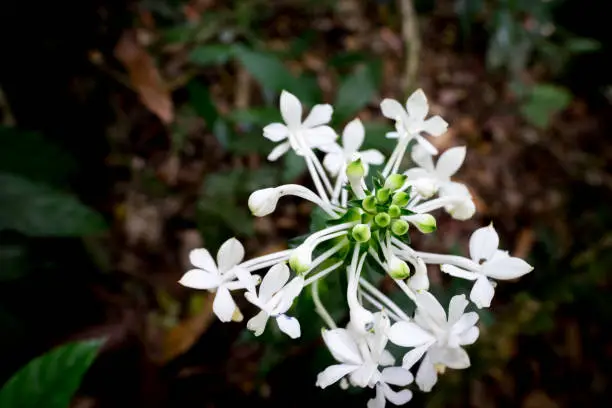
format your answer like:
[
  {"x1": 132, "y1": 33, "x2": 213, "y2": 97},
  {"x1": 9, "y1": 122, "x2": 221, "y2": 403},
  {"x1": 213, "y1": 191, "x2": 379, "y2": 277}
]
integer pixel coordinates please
[{"x1": 1, "y1": 0, "x2": 611, "y2": 407}]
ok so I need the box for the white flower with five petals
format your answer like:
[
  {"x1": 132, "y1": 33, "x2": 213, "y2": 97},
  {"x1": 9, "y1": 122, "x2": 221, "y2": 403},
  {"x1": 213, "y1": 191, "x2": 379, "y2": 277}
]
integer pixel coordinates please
[
  {"x1": 440, "y1": 224, "x2": 534, "y2": 308},
  {"x1": 321, "y1": 118, "x2": 385, "y2": 176},
  {"x1": 179, "y1": 238, "x2": 260, "y2": 322},
  {"x1": 388, "y1": 293, "x2": 479, "y2": 392},
  {"x1": 244, "y1": 263, "x2": 304, "y2": 339},
  {"x1": 405, "y1": 145, "x2": 466, "y2": 198},
  {"x1": 263, "y1": 90, "x2": 337, "y2": 161},
  {"x1": 381, "y1": 89, "x2": 448, "y2": 155}
]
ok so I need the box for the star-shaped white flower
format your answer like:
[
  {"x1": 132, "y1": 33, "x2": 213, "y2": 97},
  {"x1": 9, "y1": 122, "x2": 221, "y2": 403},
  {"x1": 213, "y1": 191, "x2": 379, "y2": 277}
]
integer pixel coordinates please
[
  {"x1": 180, "y1": 238, "x2": 259, "y2": 322},
  {"x1": 321, "y1": 118, "x2": 384, "y2": 176},
  {"x1": 244, "y1": 263, "x2": 304, "y2": 339},
  {"x1": 381, "y1": 89, "x2": 448, "y2": 155},
  {"x1": 405, "y1": 145, "x2": 466, "y2": 198},
  {"x1": 388, "y1": 293, "x2": 479, "y2": 392},
  {"x1": 263, "y1": 90, "x2": 337, "y2": 161},
  {"x1": 440, "y1": 224, "x2": 534, "y2": 308},
  {"x1": 318, "y1": 313, "x2": 413, "y2": 408}
]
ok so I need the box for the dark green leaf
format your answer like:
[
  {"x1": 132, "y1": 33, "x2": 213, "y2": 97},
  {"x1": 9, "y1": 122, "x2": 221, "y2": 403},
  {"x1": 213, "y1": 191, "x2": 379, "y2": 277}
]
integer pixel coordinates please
[
  {"x1": 520, "y1": 84, "x2": 572, "y2": 128},
  {"x1": 189, "y1": 44, "x2": 235, "y2": 65},
  {"x1": 187, "y1": 81, "x2": 220, "y2": 131},
  {"x1": 0, "y1": 339, "x2": 104, "y2": 408},
  {"x1": 334, "y1": 64, "x2": 378, "y2": 120},
  {"x1": 0, "y1": 173, "x2": 106, "y2": 237}
]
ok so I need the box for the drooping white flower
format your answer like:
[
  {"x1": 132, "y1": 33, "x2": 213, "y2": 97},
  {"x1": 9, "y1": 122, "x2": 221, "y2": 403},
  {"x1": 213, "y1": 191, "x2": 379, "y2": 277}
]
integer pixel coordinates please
[
  {"x1": 263, "y1": 90, "x2": 337, "y2": 161},
  {"x1": 441, "y1": 224, "x2": 534, "y2": 308},
  {"x1": 405, "y1": 145, "x2": 467, "y2": 198},
  {"x1": 438, "y1": 181, "x2": 476, "y2": 220},
  {"x1": 388, "y1": 293, "x2": 479, "y2": 392},
  {"x1": 321, "y1": 118, "x2": 385, "y2": 176},
  {"x1": 180, "y1": 238, "x2": 259, "y2": 322},
  {"x1": 381, "y1": 89, "x2": 448, "y2": 155},
  {"x1": 244, "y1": 263, "x2": 304, "y2": 339}
]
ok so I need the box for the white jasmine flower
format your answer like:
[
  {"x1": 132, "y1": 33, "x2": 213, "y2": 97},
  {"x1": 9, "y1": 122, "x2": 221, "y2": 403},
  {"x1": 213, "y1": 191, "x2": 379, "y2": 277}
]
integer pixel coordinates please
[
  {"x1": 405, "y1": 145, "x2": 467, "y2": 197},
  {"x1": 244, "y1": 263, "x2": 304, "y2": 339},
  {"x1": 388, "y1": 293, "x2": 479, "y2": 392},
  {"x1": 381, "y1": 89, "x2": 448, "y2": 155},
  {"x1": 441, "y1": 224, "x2": 534, "y2": 308},
  {"x1": 321, "y1": 118, "x2": 385, "y2": 176},
  {"x1": 180, "y1": 238, "x2": 259, "y2": 322},
  {"x1": 263, "y1": 90, "x2": 337, "y2": 161}
]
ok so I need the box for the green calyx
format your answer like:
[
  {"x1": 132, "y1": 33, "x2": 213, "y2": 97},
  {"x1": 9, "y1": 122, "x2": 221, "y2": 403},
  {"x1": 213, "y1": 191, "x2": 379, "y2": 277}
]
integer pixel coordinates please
[
  {"x1": 391, "y1": 219, "x2": 409, "y2": 236},
  {"x1": 352, "y1": 224, "x2": 371, "y2": 243},
  {"x1": 374, "y1": 213, "x2": 391, "y2": 227}
]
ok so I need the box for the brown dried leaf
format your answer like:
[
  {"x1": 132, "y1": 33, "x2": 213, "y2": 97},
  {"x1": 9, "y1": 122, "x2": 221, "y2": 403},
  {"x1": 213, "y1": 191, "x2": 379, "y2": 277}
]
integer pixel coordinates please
[{"x1": 115, "y1": 31, "x2": 174, "y2": 124}]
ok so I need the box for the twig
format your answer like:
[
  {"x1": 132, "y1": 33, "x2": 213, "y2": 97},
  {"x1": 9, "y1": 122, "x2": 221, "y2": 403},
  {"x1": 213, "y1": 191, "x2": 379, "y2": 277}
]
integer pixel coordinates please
[{"x1": 399, "y1": 0, "x2": 421, "y2": 94}]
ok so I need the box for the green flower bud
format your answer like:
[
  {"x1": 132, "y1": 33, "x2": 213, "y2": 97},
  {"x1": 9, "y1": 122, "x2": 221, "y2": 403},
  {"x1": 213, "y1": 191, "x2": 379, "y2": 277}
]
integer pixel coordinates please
[
  {"x1": 388, "y1": 204, "x2": 401, "y2": 218},
  {"x1": 362, "y1": 195, "x2": 377, "y2": 213},
  {"x1": 406, "y1": 214, "x2": 437, "y2": 234},
  {"x1": 346, "y1": 158, "x2": 365, "y2": 179},
  {"x1": 376, "y1": 188, "x2": 391, "y2": 204},
  {"x1": 392, "y1": 191, "x2": 410, "y2": 207},
  {"x1": 388, "y1": 257, "x2": 410, "y2": 279},
  {"x1": 384, "y1": 174, "x2": 407, "y2": 191},
  {"x1": 391, "y1": 219, "x2": 409, "y2": 236},
  {"x1": 374, "y1": 213, "x2": 391, "y2": 228},
  {"x1": 289, "y1": 245, "x2": 312, "y2": 274},
  {"x1": 352, "y1": 224, "x2": 371, "y2": 243}
]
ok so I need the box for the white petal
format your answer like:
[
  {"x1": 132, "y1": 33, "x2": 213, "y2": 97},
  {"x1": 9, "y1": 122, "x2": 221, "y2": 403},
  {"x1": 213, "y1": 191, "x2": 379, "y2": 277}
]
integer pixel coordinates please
[
  {"x1": 447, "y1": 294, "x2": 469, "y2": 326},
  {"x1": 267, "y1": 141, "x2": 291, "y2": 161},
  {"x1": 483, "y1": 256, "x2": 533, "y2": 280},
  {"x1": 470, "y1": 276, "x2": 495, "y2": 308},
  {"x1": 385, "y1": 131, "x2": 399, "y2": 139},
  {"x1": 415, "y1": 291, "x2": 447, "y2": 327},
  {"x1": 342, "y1": 118, "x2": 365, "y2": 154},
  {"x1": 411, "y1": 144, "x2": 435, "y2": 172},
  {"x1": 247, "y1": 310, "x2": 270, "y2": 336},
  {"x1": 280, "y1": 90, "x2": 302, "y2": 128},
  {"x1": 316, "y1": 364, "x2": 359, "y2": 389},
  {"x1": 259, "y1": 263, "x2": 290, "y2": 302},
  {"x1": 404, "y1": 167, "x2": 430, "y2": 181},
  {"x1": 380, "y1": 98, "x2": 407, "y2": 121},
  {"x1": 304, "y1": 126, "x2": 338, "y2": 147},
  {"x1": 435, "y1": 146, "x2": 466, "y2": 179},
  {"x1": 367, "y1": 385, "x2": 386, "y2": 408},
  {"x1": 439, "y1": 347, "x2": 470, "y2": 369},
  {"x1": 217, "y1": 238, "x2": 244, "y2": 273},
  {"x1": 381, "y1": 367, "x2": 414, "y2": 386},
  {"x1": 212, "y1": 285, "x2": 236, "y2": 322},
  {"x1": 349, "y1": 362, "x2": 378, "y2": 388},
  {"x1": 360, "y1": 149, "x2": 385, "y2": 166},
  {"x1": 441, "y1": 264, "x2": 479, "y2": 281},
  {"x1": 233, "y1": 266, "x2": 256, "y2": 293},
  {"x1": 322, "y1": 328, "x2": 362, "y2": 365},
  {"x1": 318, "y1": 142, "x2": 343, "y2": 154},
  {"x1": 415, "y1": 134, "x2": 439, "y2": 155},
  {"x1": 379, "y1": 350, "x2": 396, "y2": 366},
  {"x1": 459, "y1": 326, "x2": 479, "y2": 345},
  {"x1": 381, "y1": 384, "x2": 413, "y2": 405},
  {"x1": 401, "y1": 344, "x2": 430, "y2": 369},
  {"x1": 189, "y1": 248, "x2": 217, "y2": 272},
  {"x1": 263, "y1": 123, "x2": 289, "y2": 142},
  {"x1": 469, "y1": 225, "x2": 500, "y2": 263},
  {"x1": 405, "y1": 89, "x2": 429, "y2": 120},
  {"x1": 274, "y1": 276, "x2": 304, "y2": 315},
  {"x1": 453, "y1": 311, "x2": 479, "y2": 334},
  {"x1": 422, "y1": 116, "x2": 448, "y2": 136},
  {"x1": 276, "y1": 315, "x2": 301, "y2": 339},
  {"x1": 303, "y1": 104, "x2": 333, "y2": 128},
  {"x1": 323, "y1": 152, "x2": 344, "y2": 175},
  {"x1": 388, "y1": 321, "x2": 435, "y2": 347},
  {"x1": 415, "y1": 354, "x2": 438, "y2": 392},
  {"x1": 179, "y1": 269, "x2": 221, "y2": 290}
]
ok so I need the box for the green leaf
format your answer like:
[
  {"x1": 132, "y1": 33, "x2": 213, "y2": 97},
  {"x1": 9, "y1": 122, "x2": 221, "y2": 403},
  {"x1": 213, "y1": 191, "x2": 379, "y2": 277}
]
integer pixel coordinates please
[
  {"x1": 334, "y1": 64, "x2": 379, "y2": 120},
  {"x1": 189, "y1": 44, "x2": 235, "y2": 65},
  {"x1": 0, "y1": 339, "x2": 104, "y2": 408},
  {"x1": 0, "y1": 173, "x2": 106, "y2": 237},
  {"x1": 520, "y1": 84, "x2": 572, "y2": 129},
  {"x1": 187, "y1": 81, "x2": 219, "y2": 130},
  {"x1": 282, "y1": 153, "x2": 307, "y2": 183},
  {"x1": 0, "y1": 127, "x2": 76, "y2": 187}
]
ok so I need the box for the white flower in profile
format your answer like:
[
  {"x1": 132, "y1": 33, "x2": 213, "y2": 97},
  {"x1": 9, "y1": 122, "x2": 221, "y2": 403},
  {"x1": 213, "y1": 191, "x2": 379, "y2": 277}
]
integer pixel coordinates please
[
  {"x1": 405, "y1": 145, "x2": 466, "y2": 197},
  {"x1": 381, "y1": 89, "x2": 448, "y2": 155},
  {"x1": 179, "y1": 238, "x2": 259, "y2": 323},
  {"x1": 321, "y1": 118, "x2": 385, "y2": 176},
  {"x1": 438, "y1": 181, "x2": 476, "y2": 220},
  {"x1": 244, "y1": 263, "x2": 304, "y2": 339},
  {"x1": 388, "y1": 293, "x2": 479, "y2": 392},
  {"x1": 441, "y1": 224, "x2": 534, "y2": 308},
  {"x1": 263, "y1": 90, "x2": 337, "y2": 161}
]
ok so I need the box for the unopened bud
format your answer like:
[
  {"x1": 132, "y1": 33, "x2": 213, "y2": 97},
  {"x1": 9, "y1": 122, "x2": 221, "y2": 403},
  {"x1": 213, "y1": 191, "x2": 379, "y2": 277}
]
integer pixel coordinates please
[
  {"x1": 362, "y1": 195, "x2": 377, "y2": 213},
  {"x1": 391, "y1": 219, "x2": 409, "y2": 236},
  {"x1": 289, "y1": 245, "x2": 312, "y2": 274},
  {"x1": 384, "y1": 174, "x2": 407, "y2": 191},
  {"x1": 248, "y1": 187, "x2": 280, "y2": 217},
  {"x1": 392, "y1": 191, "x2": 410, "y2": 207},
  {"x1": 352, "y1": 224, "x2": 371, "y2": 243},
  {"x1": 405, "y1": 213, "x2": 437, "y2": 233},
  {"x1": 388, "y1": 204, "x2": 401, "y2": 218},
  {"x1": 388, "y1": 257, "x2": 410, "y2": 279},
  {"x1": 376, "y1": 188, "x2": 391, "y2": 204}
]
